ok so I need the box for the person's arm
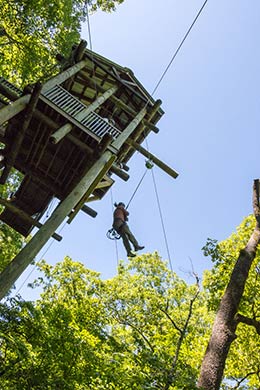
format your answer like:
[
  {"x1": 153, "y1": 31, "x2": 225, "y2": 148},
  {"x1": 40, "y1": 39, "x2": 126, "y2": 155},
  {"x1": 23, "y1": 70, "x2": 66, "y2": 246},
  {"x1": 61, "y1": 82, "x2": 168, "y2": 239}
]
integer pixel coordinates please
[{"x1": 123, "y1": 208, "x2": 129, "y2": 220}]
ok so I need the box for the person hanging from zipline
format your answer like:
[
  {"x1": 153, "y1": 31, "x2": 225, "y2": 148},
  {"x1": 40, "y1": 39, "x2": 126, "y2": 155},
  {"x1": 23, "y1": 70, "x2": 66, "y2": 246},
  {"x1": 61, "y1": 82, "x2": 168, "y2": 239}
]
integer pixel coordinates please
[{"x1": 113, "y1": 202, "x2": 144, "y2": 257}]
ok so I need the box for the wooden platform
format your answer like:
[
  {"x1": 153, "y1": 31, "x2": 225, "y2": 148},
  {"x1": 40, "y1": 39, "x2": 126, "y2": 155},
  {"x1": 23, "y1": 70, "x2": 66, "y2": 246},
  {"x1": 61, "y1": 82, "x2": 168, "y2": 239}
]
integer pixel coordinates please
[{"x1": 0, "y1": 43, "x2": 164, "y2": 237}]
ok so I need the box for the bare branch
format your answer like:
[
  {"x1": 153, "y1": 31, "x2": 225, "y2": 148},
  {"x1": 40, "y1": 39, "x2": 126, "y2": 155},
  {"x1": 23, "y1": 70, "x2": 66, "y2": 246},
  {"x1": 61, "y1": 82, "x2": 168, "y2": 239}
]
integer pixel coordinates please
[
  {"x1": 253, "y1": 179, "x2": 260, "y2": 225},
  {"x1": 163, "y1": 283, "x2": 200, "y2": 390},
  {"x1": 159, "y1": 306, "x2": 182, "y2": 334}
]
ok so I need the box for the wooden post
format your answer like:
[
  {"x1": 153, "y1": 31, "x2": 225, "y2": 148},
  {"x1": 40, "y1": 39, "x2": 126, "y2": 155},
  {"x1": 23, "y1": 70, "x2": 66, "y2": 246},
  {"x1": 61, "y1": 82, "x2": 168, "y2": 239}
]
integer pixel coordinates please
[{"x1": 0, "y1": 151, "x2": 116, "y2": 300}]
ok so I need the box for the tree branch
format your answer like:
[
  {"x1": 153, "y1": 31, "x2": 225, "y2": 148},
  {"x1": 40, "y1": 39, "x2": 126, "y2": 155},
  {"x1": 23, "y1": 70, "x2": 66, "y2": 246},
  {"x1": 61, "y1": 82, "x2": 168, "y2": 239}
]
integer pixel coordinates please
[{"x1": 235, "y1": 313, "x2": 260, "y2": 335}]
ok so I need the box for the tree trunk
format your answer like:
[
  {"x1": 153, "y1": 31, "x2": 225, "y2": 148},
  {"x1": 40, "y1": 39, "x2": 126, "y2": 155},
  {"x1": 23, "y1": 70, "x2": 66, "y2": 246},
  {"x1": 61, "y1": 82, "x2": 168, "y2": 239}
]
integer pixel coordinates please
[{"x1": 197, "y1": 179, "x2": 260, "y2": 390}]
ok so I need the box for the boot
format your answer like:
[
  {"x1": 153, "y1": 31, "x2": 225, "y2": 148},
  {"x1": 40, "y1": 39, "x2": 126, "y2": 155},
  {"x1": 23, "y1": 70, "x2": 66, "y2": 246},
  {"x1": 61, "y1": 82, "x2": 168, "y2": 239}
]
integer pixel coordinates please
[
  {"x1": 127, "y1": 251, "x2": 136, "y2": 257},
  {"x1": 135, "y1": 245, "x2": 145, "y2": 251}
]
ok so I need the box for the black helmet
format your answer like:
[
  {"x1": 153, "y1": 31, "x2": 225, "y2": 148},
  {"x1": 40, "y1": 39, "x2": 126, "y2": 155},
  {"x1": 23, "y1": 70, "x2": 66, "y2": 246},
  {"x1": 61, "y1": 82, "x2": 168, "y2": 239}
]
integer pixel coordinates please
[{"x1": 117, "y1": 202, "x2": 125, "y2": 208}]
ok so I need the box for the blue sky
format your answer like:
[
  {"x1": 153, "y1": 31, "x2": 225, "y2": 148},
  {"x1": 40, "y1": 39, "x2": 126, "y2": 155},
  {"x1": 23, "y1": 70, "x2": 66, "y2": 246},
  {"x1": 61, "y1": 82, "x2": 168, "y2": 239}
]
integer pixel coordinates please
[{"x1": 16, "y1": 0, "x2": 260, "y2": 297}]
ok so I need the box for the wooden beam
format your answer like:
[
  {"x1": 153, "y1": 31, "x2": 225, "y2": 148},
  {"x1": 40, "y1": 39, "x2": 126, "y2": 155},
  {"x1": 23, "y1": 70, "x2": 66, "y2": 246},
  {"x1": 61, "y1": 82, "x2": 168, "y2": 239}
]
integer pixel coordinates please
[
  {"x1": 42, "y1": 59, "x2": 88, "y2": 93},
  {"x1": 83, "y1": 52, "x2": 150, "y2": 104},
  {"x1": 0, "y1": 198, "x2": 62, "y2": 241},
  {"x1": 50, "y1": 123, "x2": 73, "y2": 144},
  {"x1": 0, "y1": 94, "x2": 30, "y2": 126},
  {"x1": 81, "y1": 204, "x2": 97, "y2": 218},
  {"x1": 67, "y1": 108, "x2": 146, "y2": 224},
  {"x1": 126, "y1": 139, "x2": 178, "y2": 179},
  {"x1": 110, "y1": 164, "x2": 129, "y2": 181},
  {"x1": 76, "y1": 85, "x2": 118, "y2": 121}
]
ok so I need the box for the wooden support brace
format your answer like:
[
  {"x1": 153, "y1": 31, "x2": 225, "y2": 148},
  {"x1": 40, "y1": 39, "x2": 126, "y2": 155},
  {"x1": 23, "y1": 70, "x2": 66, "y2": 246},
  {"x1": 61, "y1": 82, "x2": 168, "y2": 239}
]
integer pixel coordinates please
[
  {"x1": 126, "y1": 139, "x2": 179, "y2": 179},
  {"x1": 81, "y1": 204, "x2": 97, "y2": 218},
  {"x1": 0, "y1": 198, "x2": 62, "y2": 241},
  {"x1": 110, "y1": 164, "x2": 129, "y2": 181},
  {"x1": 50, "y1": 123, "x2": 73, "y2": 144}
]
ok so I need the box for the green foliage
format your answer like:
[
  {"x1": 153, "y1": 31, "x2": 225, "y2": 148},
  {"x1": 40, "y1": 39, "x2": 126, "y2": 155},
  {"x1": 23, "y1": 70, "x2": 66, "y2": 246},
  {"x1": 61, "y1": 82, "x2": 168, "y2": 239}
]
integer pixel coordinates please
[
  {"x1": 0, "y1": 0, "x2": 124, "y2": 86},
  {"x1": 0, "y1": 254, "x2": 211, "y2": 389}
]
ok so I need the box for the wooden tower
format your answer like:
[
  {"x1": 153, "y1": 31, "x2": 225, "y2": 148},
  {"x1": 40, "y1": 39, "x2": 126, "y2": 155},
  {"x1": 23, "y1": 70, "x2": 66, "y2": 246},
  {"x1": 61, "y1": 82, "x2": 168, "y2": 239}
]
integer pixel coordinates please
[{"x1": 0, "y1": 40, "x2": 178, "y2": 299}]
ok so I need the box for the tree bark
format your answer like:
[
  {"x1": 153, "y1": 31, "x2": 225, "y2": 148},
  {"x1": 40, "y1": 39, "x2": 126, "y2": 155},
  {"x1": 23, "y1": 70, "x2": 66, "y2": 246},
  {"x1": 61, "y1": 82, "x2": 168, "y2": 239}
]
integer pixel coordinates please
[{"x1": 197, "y1": 179, "x2": 260, "y2": 390}]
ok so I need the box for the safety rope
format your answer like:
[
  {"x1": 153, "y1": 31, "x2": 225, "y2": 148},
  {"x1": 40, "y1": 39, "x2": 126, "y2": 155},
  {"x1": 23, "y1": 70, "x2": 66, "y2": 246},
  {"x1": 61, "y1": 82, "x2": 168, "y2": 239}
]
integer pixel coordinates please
[
  {"x1": 150, "y1": 168, "x2": 173, "y2": 272},
  {"x1": 126, "y1": 168, "x2": 148, "y2": 209}
]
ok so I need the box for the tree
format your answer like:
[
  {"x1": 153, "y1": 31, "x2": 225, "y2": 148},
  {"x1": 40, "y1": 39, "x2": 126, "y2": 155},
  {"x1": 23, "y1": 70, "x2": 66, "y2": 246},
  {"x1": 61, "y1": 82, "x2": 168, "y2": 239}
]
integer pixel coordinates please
[
  {"x1": 0, "y1": 254, "x2": 211, "y2": 389},
  {"x1": 198, "y1": 180, "x2": 260, "y2": 390},
  {"x1": 0, "y1": 0, "x2": 124, "y2": 85}
]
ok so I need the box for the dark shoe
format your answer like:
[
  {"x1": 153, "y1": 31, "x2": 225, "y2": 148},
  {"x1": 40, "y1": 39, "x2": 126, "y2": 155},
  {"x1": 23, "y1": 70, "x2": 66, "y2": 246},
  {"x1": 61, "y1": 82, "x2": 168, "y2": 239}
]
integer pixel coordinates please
[
  {"x1": 127, "y1": 251, "x2": 136, "y2": 257},
  {"x1": 135, "y1": 245, "x2": 145, "y2": 251}
]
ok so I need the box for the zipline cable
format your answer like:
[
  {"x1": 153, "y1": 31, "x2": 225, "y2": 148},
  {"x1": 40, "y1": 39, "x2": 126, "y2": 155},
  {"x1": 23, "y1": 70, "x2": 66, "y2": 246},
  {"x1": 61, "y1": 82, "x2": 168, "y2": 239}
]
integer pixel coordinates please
[
  {"x1": 126, "y1": 169, "x2": 148, "y2": 210},
  {"x1": 150, "y1": 0, "x2": 208, "y2": 98},
  {"x1": 151, "y1": 168, "x2": 173, "y2": 272}
]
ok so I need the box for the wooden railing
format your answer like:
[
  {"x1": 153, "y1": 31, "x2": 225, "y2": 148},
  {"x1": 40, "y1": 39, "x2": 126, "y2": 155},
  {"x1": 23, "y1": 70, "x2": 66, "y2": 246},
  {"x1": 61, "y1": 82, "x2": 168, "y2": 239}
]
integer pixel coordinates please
[
  {"x1": 0, "y1": 77, "x2": 23, "y2": 98},
  {"x1": 42, "y1": 85, "x2": 121, "y2": 139}
]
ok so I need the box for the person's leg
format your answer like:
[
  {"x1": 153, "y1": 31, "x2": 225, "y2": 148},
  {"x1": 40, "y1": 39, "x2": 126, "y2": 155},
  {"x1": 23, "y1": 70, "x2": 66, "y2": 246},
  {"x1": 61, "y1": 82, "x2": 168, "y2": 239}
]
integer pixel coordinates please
[
  {"x1": 123, "y1": 224, "x2": 143, "y2": 250},
  {"x1": 119, "y1": 225, "x2": 134, "y2": 256}
]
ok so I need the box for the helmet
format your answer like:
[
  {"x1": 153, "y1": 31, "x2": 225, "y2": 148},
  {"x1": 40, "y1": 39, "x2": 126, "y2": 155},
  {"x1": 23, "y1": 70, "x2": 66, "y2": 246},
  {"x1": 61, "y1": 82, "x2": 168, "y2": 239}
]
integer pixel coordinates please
[{"x1": 117, "y1": 202, "x2": 125, "y2": 208}]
